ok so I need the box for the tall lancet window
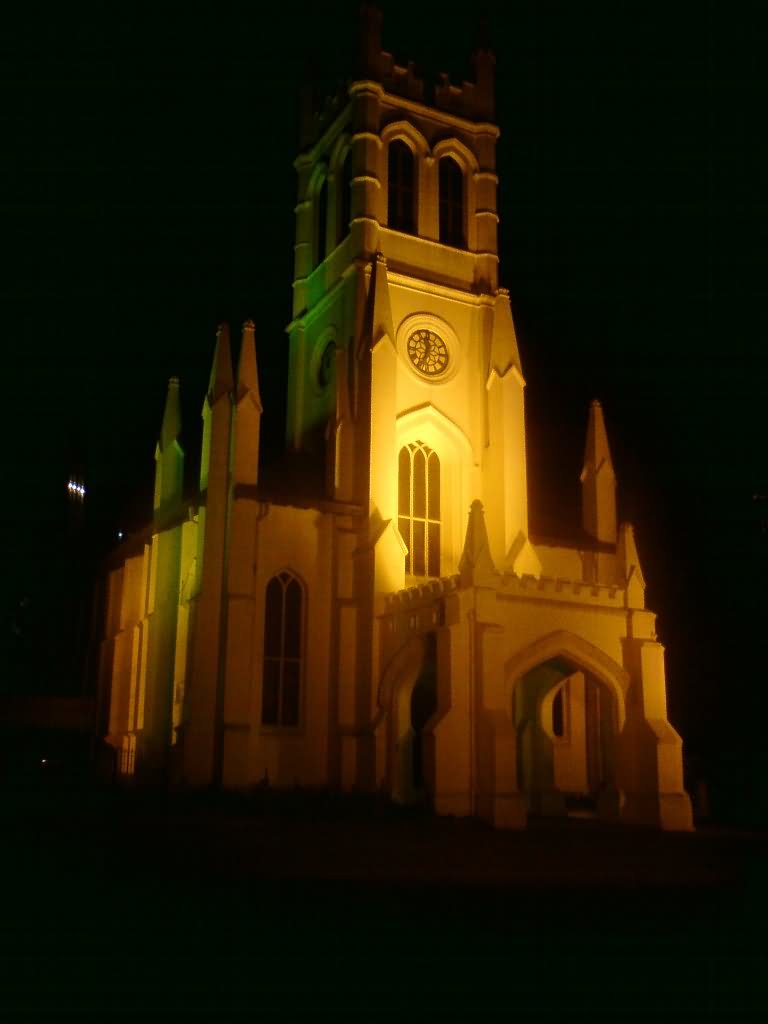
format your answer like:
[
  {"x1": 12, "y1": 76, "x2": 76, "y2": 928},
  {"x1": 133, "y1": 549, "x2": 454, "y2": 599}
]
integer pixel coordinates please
[
  {"x1": 398, "y1": 442, "x2": 440, "y2": 577},
  {"x1": 262, "y1": 571, "x2": 304, "y2": 727},
  {"x1": 388, "y1": 140, "x2": 416, "y2": 234},
  {"x1": 438, "y1": 156, "x2": 464, "y2": 248}
]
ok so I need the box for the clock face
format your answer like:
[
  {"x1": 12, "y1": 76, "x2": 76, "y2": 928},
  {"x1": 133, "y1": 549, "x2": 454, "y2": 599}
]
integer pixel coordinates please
[{"x1": 407, "y1": 328, "x2": 449, "y2": 377}]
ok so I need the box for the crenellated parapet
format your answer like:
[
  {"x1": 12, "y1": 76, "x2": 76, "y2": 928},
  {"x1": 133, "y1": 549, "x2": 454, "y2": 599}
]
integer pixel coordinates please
[
  {"x1": 498, "y1": 572, "x2": 626, "y2": 610},
  {"x1": 299, "y1": 5, "x2": 494, "y2": 157},
  {"x1": 381, "y1": 575, "x2": 460, "y2": 655},
  {"x1": 384, "y1": 573, "x2": 461, "y2": 612},
  {"x1": 433, "y1": 51, "x2": 495, "y2": 123},
  {"x1": 378, "y1": 58, "x2": 424, "y2": 105},
  {"x1": 357, "y1": 3, "x2": 494, "y2": 122},
  {"x1": 382, "y1": 566, "x2": 634, "y2": 639}
]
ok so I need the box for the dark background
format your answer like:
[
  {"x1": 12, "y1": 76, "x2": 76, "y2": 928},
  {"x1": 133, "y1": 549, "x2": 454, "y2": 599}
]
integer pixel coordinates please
[{"x1": 2, "y1": 1, "x2": 766, "y2": 817}]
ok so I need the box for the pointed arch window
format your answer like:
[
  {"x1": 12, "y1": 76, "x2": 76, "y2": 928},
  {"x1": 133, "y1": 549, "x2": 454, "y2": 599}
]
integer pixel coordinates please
[
  {"x1": 388, "y1": 139, "x2": 416, "y2": 234},
  {"x1": 439, "y1": 156, "x2": 465, "y2": 248},
  {"x1": 262, "y1": 571, "x2": 304, "y2": 727},
  {"x1": 552, "y1": 685, "x2": 565, "y2": 738},
  {"x1": 398, "y1": 442, "x2": 440, "y2": 577}
]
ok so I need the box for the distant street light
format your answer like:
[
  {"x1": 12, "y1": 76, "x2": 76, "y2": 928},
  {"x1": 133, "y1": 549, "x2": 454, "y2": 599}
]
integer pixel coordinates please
[{"x1": 67, "y1": 479, "x2": 86, "y2": 502}]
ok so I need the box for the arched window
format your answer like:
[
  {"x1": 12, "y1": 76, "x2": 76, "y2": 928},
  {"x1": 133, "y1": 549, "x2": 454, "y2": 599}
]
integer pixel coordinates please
[
  {"x1": 552, "y1": 686, "x2": 565, "y2": 738},
  {"x1": 339, "y1": 149, "x2": 352, "y2": 241},
  {"x1": 398, "y1": 442, "x2": 440, "y2": 577},
  {"x1": 438, "y1": 156, "x2": 464, "y2": 248},
  {"x1": 388, "y1": 140, "x2": 416, "y2": 234},
  {"x1": 262, "y1": 572, "x2": 304, "y2": 727},
  {"x1": 315, "y1": 176, "x2": 328, "y2": 267}
]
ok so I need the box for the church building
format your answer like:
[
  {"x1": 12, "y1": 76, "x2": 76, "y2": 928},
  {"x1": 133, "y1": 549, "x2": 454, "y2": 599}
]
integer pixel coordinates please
[{"x1": 96, "y1": 8, "x2": 693, "y2": 829}]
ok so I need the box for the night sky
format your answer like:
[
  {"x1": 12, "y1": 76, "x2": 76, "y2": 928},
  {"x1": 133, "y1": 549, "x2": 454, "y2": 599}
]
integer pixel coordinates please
[{"x1": 3, "y1": 2, "x2": 767, "y2": 787}]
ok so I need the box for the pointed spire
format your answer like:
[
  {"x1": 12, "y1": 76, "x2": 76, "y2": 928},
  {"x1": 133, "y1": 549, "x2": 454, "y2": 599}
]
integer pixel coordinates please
[
  {"x1": 155, "y1": 377, "x2": 184, "y2": 512},
  {"x1": 580, "y1": 399, "x2": 617, "y2": 544},
  {"x1": 208, "y1": 322, "x2": 234, "y2": 404},
  {"x1": 160, "y1": 376, "x2": 181, "y2": 451},
  {"x1": 471, "y1": 16, "x2": 495, "y2": 121},
  {"x1": 617, "y1": 522, "x2": 646, "y2": 608},
  {"x1": 459, "y1": 500, "x2": 498, "y2": 587},
  {"x1": 232, "y1": 320, "x2": 262, "y2": 488},
  {"x1": 366, "y1": 252, "x2": 395, "y2": 353},
  {"x1": 489, "y1": 289, "x2": 522, "y2": 379},
  {"x1": 581, "y1": 399, "x2": 614, "y2": 480},
  {"x1": 358, "y1": 3, "x2": 384, "y2": 79},
  {"x1": 237, "y1": 319, "x2": 262, "y2": 410},
  {"x1": 200, "y1": 323, "x2": 234, "y2": 493}
]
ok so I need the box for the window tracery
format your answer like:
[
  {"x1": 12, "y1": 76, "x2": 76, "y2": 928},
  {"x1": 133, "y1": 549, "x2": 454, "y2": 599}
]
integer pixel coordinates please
[{"x1": 398, "y1": 443, "x2": 440, "y2": 577}]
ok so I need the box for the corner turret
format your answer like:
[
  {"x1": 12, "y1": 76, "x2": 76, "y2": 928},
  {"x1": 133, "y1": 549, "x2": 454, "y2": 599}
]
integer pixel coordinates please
[
  {"x1": 232, "y1": 319, "x2": 262, "y2": 487},
  {"x1": 459, "y1": 500, "x2": 498, "y2": 588},
  {"x1": 469, "y1": 20, "x2": 496, "y2": 121},
  {"x1": 184, "y1": 323, "x2": 234, "y2": 786},
  {"x1": 153, "y1": 377, "x2": 184, "y2": 516},
  {"x1": 580, "y1": 400, "x2": 617, "y2": 545},
  {"x1": 484, "y1": 289, "x2": 540, "y2": 577},
  {"x1": 200, "y1": 323, "x2": 234, "y2": 493}
]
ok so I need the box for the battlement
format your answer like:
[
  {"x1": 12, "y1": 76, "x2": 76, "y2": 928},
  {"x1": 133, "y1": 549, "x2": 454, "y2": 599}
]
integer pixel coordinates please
[
  {"x1": 499, "y1": 573, "x2": 626, "y2": 609},
  {"x1": 377, "y1": 55, "x2": 424, "y2": 104},
  {"x1": 367, "y1": 32, "x2": 495, "y2": 124},
  {"x1": 382, "y1": 575, "x2": 460, "y2": 643},
  {"x1": 384, "y1": 574, "x2": 461, "y2": 613},
  {"x1": 361, "y1": 0, "x2": 495, "y2": 121},
  {"x1": 299, "y1": 8, "x2": 494, "y2": 151},
  {"x1": 384, "y1": 567, "x2": 627, "y2": 615}
]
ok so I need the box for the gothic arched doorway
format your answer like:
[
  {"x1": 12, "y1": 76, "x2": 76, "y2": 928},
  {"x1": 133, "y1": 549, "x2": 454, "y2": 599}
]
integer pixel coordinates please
[
  {"x1": 513, "y1": 657, "x2": 620, "y2": 819},
  {"x1": 391, "y1": 632, "x2": 438, "y2": 805}
]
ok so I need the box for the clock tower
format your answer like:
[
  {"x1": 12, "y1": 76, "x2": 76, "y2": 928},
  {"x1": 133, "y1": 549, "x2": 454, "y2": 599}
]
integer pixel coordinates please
[{"x1": 286, "y1": 3, "x2": 540, "y2": 587}]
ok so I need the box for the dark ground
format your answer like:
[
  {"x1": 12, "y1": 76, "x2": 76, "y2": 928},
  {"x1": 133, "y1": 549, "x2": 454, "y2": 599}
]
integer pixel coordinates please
[{"x1": 3, "y1": 782, "x2": 767, "y2": 1022}]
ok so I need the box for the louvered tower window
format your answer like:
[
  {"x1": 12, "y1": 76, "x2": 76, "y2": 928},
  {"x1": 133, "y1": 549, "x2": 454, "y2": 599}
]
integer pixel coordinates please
[
  {"x1": 388, "y1": 140, "x2": 416, "y2": 234},
  {"x1": 438, "y1": 156, "x2": 464, "y2": 248}
]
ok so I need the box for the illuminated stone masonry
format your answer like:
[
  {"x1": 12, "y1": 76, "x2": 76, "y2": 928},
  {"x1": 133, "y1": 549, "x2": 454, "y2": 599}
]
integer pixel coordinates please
[{"x1": 96, "y1": 6, "x2": 692, "y2": 829}]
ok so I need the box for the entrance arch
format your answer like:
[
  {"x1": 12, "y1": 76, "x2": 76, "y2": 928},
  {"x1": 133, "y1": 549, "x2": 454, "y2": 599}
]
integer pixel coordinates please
[
  {"x1": 505, "y1": 632, "x2": 628, "y2": 820},
  {"x1": 378, "y1": 631, "x2": 438, "y2": 805}
]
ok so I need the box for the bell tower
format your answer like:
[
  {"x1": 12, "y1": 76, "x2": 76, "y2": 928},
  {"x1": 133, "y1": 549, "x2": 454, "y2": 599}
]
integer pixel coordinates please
[{"x1": 285, "y1": 4, "x2": 537, "y2": 581}]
